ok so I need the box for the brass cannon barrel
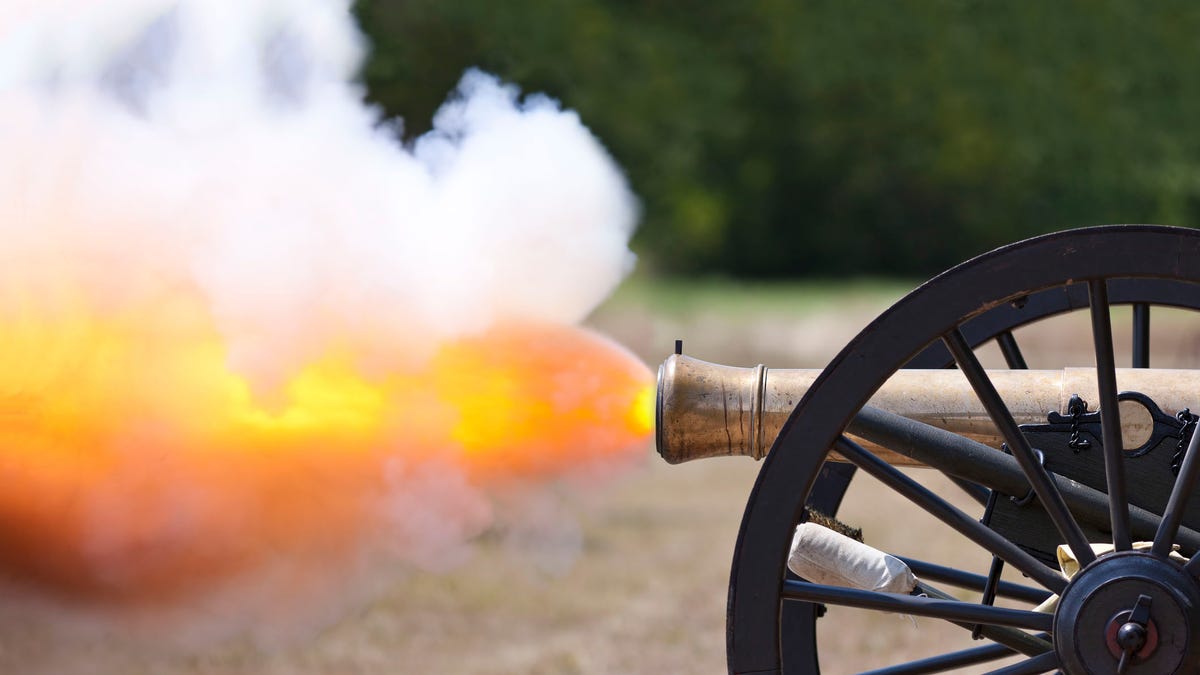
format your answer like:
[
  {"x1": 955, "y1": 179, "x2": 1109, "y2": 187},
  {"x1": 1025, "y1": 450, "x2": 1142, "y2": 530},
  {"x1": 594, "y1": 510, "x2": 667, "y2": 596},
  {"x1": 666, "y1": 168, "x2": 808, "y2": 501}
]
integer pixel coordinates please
[{"x1": 656, "y1": 354, "x2": 1200, "y2": 466}]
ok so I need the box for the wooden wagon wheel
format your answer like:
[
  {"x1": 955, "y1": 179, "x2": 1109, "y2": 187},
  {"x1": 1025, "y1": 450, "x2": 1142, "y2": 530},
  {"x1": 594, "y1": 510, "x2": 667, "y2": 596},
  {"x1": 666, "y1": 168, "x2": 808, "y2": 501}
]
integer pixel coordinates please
[{"x1": 730, "y1": 225, "x2": 1200, "y2": 674}]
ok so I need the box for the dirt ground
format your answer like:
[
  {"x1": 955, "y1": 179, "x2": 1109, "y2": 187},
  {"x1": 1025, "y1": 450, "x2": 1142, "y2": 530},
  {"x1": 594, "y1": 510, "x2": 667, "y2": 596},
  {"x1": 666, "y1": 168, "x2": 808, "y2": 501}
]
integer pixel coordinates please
[{"x1": 6, "y1": 279, "x2": 1200, "y2": 674}]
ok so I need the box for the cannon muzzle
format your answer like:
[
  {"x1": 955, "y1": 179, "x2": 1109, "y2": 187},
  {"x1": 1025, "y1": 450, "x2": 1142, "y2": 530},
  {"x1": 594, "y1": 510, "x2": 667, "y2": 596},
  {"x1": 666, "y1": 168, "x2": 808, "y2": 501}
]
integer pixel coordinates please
[{"x1": 656, "y1": 354, "x2": 1200, "y2": 466}]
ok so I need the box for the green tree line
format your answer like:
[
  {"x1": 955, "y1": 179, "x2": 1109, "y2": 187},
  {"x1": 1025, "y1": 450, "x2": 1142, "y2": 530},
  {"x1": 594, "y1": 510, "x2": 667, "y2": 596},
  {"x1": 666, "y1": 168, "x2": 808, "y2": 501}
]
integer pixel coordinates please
[{"x1": 355, "y1": 0, "x2": 1200, "y2": 277}]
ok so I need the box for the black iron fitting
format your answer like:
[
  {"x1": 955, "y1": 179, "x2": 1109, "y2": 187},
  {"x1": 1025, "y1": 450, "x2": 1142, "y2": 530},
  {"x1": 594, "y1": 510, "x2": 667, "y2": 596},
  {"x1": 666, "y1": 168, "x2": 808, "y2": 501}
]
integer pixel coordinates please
[
  {"x1": 1000, "y1": 443, "x2": 1047, "y2": 508},
  {"x1": 1065, "y1": 394, "x2": 1092, "y2": 452},
  {"x1": 1173, "y1": 409, "x2": 1197, "y2": 476}
]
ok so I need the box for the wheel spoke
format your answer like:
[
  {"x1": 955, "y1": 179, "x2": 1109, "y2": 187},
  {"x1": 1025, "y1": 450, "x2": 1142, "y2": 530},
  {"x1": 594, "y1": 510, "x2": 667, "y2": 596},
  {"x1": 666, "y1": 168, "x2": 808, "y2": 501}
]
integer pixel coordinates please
[
  {"x1": 1089, "y1": 280, "x2": 1132, "y2": 551},
  {"x1": 994, "y1": 330, "x2": 1028, "y2": 369},
  {"x1": 1132, "y1": 302, "x2": 1150, "y2": 368},
  {"x1": 856, "y1": 642, "x2": 1017, "y2": 674},
  {"x1": 897, "y1": 557, "x2": 1050, "y2": 604},
  {"x1": 917, "y1": 583, "x2": 1053, "y2": 656},
  {"x1": 834, "y1": 436, "x2": 1066, "y2": 593},
  {"x1": 781, "y1": 580, "x2": 1053, "y2": 631},
  {"x1": 943, "y1": 328, "x2": 1096, "y2": 567},
  {"x1": 982, "y1": 650, "x2": 1059, "y2": 675}
]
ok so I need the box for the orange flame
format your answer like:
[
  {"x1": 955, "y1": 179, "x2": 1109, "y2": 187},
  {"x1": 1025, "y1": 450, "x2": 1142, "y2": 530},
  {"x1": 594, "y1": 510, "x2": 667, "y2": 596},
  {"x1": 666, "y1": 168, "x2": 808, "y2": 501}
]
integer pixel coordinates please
[{"x1": 0, "y1": 296, "x2": 653, "y2": 605}]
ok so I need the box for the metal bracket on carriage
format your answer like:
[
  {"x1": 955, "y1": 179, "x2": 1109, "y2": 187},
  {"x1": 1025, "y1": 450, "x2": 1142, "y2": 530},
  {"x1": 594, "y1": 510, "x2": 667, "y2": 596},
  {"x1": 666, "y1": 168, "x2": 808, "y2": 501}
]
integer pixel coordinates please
[
  {"x1": 987, "y1": 390, "x2": 1195, "y2": 568},
  {"x1": 1034, "y1": 391, "x2": 1183, "y2": 459},
  {"x1": 998, "y1": 443, "x2": 1046, "y2": 508}
]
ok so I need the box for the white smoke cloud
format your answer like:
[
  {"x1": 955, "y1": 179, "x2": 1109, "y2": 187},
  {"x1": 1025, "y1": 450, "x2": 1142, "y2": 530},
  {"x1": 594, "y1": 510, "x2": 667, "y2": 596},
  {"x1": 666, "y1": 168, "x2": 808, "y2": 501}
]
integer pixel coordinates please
[{"x1": 0, "y1": 0, "x2": 637, "y2": 385}]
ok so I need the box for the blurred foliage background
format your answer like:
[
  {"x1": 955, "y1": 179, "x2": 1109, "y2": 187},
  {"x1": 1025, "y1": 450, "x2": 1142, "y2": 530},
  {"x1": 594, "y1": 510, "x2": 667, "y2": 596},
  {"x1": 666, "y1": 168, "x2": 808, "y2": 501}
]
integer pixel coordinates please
[{"x1": 354, "y1": 0, "x2": 1200, "y2": 278}]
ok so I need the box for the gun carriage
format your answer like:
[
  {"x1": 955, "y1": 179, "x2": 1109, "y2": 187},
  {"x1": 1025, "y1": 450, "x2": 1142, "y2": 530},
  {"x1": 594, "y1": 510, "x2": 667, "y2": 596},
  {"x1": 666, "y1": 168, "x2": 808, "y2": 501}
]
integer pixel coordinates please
[{"x1": 656, "y1": 225, "x2": 1200, "y2": 674}]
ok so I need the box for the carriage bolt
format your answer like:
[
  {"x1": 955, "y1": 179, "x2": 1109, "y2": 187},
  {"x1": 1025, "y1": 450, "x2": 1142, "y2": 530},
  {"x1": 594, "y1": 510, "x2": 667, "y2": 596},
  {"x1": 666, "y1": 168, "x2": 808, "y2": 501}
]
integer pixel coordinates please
[{"x1": 1113, "y1": 594, "x2": 1154, "y2": 673}]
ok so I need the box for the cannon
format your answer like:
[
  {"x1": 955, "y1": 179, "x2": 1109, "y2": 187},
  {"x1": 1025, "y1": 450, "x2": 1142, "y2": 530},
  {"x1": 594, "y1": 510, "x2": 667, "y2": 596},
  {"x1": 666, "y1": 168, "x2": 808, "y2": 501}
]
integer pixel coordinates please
[{"x1": 656, "y1": 225, "x2": 1200, "y2": 674}]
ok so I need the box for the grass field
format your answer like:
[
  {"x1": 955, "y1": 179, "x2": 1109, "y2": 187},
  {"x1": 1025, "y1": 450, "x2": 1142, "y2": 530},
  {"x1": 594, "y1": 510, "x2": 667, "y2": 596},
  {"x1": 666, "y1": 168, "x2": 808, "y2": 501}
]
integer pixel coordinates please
[{"x1": 7, "y1": 277, "x2": 1200, "y2": 674}]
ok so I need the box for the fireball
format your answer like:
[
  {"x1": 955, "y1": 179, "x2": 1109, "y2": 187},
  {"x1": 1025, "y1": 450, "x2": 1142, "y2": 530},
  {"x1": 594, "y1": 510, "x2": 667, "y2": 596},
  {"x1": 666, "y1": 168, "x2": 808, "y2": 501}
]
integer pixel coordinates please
[{"x1": 0, "y1": 295, "x2": 652, "y2": 604}]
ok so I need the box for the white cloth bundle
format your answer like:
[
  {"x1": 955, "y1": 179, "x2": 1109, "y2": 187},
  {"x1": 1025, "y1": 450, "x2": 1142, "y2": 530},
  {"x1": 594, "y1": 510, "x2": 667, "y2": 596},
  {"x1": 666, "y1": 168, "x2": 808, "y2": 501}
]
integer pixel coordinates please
[{"x1": 788, "y1": 522, "x2": 918, "y2": 594}]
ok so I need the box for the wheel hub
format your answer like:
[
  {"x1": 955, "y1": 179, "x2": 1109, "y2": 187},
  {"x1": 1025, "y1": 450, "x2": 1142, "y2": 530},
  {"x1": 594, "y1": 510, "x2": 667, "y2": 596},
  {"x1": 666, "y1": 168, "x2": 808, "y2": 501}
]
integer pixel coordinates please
[{"x1": 1055, "y1": 551, "x2": 1200, "y2": 674}]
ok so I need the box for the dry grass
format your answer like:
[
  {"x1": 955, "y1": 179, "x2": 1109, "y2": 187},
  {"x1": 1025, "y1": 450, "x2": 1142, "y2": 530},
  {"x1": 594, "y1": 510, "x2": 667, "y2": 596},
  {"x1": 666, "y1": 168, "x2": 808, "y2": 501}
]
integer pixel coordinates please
[{"x1": 7, "y1": 278, "x2": 1200, "y2": 674}]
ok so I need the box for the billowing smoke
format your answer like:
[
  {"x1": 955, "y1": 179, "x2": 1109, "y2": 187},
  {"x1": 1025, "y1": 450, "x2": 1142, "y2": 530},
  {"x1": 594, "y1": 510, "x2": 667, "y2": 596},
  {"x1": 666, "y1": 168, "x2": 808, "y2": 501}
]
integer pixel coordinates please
[
  {"x1": 0, "y1": 0, "x2": 649, "y2": 649},
  {"x1": 2, "y1": 0, "x2": 638, "y2": 383}
]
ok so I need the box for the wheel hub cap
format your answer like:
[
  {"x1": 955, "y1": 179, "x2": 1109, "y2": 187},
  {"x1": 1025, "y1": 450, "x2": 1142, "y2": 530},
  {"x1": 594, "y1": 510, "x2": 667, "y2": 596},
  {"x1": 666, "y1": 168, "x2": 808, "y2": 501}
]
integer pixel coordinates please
[{"x1": 1055, "y1": 552, "x2": 1200, "y2": 674}]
